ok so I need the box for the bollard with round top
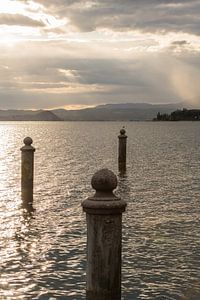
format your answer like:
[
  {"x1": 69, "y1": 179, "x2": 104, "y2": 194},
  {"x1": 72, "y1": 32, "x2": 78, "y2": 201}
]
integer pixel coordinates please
[
  {"x1": 118, "y1": 127, "x2": 127, "y2": 174},
  {"x1": 82, "y1": 168, "x2": 127, "y2": 300},
  {"x1": 20, "y1": 137, "x2": 35, "y2": 206}
]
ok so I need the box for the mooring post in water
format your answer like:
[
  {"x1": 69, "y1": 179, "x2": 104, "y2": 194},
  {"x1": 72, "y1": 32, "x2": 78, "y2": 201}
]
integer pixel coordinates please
[
  {"x1": 118, "y1": 128, "x2": 127, "y2": 174},
  {"x1": 20, "y1": 137, "x2": 35, "y2": 205},
  {"x1": 82, "y1": 168, "x2": 127, "y2": 300}
]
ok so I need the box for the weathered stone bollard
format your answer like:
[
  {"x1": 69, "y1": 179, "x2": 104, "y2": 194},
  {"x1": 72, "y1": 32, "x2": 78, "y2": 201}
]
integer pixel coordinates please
[
  {"x1": 82, "y1": 169, "x2": 127, "y2": 300},
  {"x1": 118, "y1": 128, "x2": 127, "y2": 174},
  {"x1": 20, "y1": 137, "x2": 35, "y2": 205}
]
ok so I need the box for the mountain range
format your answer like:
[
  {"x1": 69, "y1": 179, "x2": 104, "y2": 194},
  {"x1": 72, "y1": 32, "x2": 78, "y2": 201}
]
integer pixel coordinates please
[{"x1": 0, "y1": 102, "x2": 193, "y2": 121}]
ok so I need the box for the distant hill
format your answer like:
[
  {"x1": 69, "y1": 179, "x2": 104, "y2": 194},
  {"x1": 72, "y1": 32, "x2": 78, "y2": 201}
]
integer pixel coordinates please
[
  {"x1": 32, "y1": 110, "x2": 61, "y2": 121},
  {"x1": 0, "y1": 110, "x2": 60, "y2": 121},
  {"x1": 0, "y1": 102, "x2": 189, "y2": 121},
  {"x1": 53, "y1": 102, "x2": 183, "y2": 121}
]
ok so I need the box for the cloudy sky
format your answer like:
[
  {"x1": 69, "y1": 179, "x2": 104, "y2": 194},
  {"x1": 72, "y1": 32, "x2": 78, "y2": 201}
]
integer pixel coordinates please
[{"x1": 0, "y1": 0, "x2": 200, "y2": 109}]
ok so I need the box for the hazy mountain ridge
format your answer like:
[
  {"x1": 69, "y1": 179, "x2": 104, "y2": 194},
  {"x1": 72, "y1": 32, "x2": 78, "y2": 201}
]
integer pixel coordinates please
[
  {"x1": 53, "y1": 102, "x2": 185, "y2": 121},
  {"x1": 0, "y1": 102, "x2": 194, "y2": 121},
  {"x1": 0, "y1": 110, "x2": 60, "y2": 121}
]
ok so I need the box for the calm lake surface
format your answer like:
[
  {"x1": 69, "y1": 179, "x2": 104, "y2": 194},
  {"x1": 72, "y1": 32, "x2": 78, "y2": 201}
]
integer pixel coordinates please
[{"x1": 0, "y1": 121, "x2": 199, "y2": 300}]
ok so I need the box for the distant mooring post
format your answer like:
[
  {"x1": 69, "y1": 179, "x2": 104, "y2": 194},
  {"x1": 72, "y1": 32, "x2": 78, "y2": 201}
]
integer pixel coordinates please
[
  {"x1": 118, "y1": 128, "x2": 127, "y2": 174},
  {"x1": 82, "y1": 169, "x2": 127, "y2": 300},
  {"x1": 20, "y1": 137, "x2": 35, "y2": 206}
]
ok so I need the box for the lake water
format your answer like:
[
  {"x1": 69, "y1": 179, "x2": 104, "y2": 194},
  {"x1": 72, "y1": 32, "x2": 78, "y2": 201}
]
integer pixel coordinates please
[{"x1": 0, "y1": 121, "x2": 199, "y2": 300}]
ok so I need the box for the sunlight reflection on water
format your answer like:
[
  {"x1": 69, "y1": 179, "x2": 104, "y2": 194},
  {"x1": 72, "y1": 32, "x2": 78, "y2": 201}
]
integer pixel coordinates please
[{"x1": 0, "y1": 121, "x2": 199, "y2": 299}]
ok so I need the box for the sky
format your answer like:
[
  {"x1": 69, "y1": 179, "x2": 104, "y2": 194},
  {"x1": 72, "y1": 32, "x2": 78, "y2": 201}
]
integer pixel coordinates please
[{"x1": 0, "y1": 0, "x2": 200, "y2": 109}]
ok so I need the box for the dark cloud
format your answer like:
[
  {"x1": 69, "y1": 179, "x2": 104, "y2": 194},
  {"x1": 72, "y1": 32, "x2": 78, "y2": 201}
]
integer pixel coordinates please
[
  {"x1": 0, "y1": 13, "x2": 45, "y2": 27},
  {"x1": 32, "y1": 0, "x2": 200, "y2": 35},
  {"x1": 171, "y1": 40, "x2": 188, "y2": 46}
]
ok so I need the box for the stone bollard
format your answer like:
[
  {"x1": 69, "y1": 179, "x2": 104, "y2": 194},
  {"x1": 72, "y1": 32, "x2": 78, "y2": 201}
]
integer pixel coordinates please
[
  {"x1": 118, "y1": 128, "x2": 127, "y2": 174},
  {"x1": 82, "y1": 169, "x2": 127, "y2": 300},
  {"x1": 20, "y1": 137, "x2": 35, "y2": 206}
]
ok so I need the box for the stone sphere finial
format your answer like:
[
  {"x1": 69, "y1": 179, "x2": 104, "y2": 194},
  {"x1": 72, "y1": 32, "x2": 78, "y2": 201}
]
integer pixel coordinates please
[
  {"x1": 120, "y1": 128, "x2": 126, "y2": 135},
  {"x1": 23, "y1": 137, "x2": 33, "y2": 146},
  {"x1": 91, "y1": 169, "x2": 118, "y2": 193}
]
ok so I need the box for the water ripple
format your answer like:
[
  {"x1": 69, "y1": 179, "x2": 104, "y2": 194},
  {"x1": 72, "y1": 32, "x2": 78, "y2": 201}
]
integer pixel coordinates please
[{"x1": 0, "y1": 121, "x2": 199, "y2": 299}]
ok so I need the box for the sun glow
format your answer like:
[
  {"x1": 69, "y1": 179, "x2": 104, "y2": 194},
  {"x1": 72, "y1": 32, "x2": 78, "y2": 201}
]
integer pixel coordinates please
[
  {"x1": 23, "y1": 83, "x2": 108, "y2": 94},
  {"x1": 0, "y1": 0, "x2": 68, "y2": 43},
  {"x1": 0, "y1": 0, "x2": 27, "y2": 14},
  {"x1": 171, "y1": 61, "x2": 200, "y2": 105},
  {"x1": 62, "y1": 104, "x2": 96, "y2": 110}
]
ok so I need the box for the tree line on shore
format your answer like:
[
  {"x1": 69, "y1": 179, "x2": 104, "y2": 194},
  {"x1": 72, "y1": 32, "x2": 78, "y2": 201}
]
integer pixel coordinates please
[{"x1": 154, "y1": 108, "x2": 200, "y2": 121}]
